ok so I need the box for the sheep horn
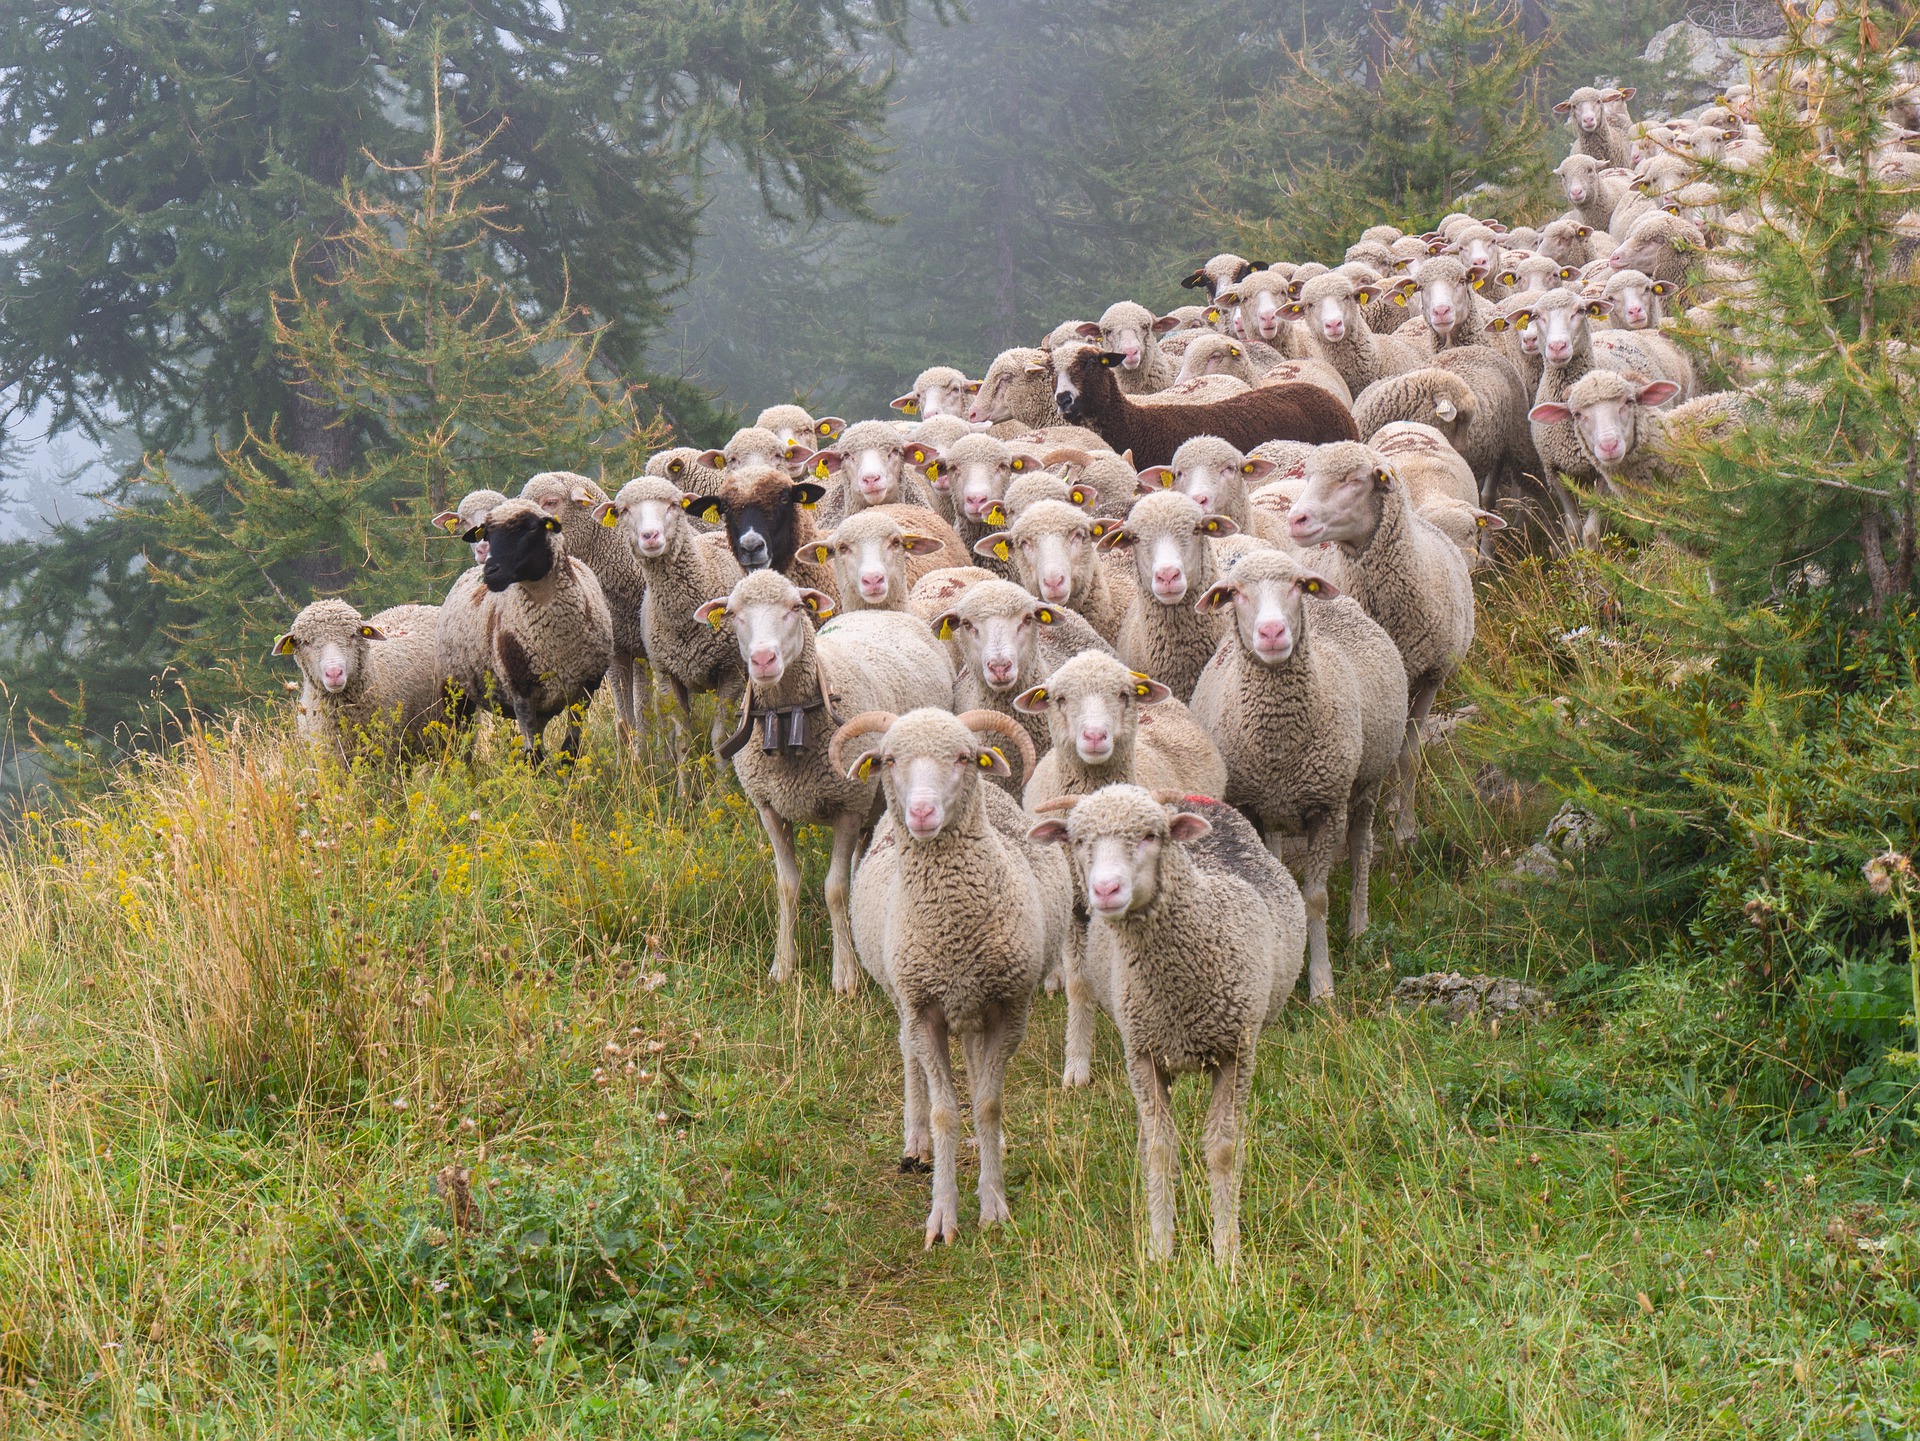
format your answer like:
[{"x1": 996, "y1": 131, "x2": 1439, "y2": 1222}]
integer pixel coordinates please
[
  {"x1": 1041, "y1": 447, "x2": 1097, "y2": 470},
  {"x1": 1031, "y1": 795, "x2": 1083, "y2": 816},
  {"x1": 954, "y1": 709, "x2": 1038, "y2": 781},
  {"x1": 827, "y1": 711, "x2": 898, "y2": 775}
]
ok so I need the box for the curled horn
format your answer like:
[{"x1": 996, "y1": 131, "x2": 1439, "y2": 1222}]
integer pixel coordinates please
[
  {"x1": 1041, "y1": 447, "x2": 1097, "y2": 470},
  {"x1": 828, "y1": 710, "x2": 898, "y2": 775},
  {"x1": 1031, "y1": 795, "x2": 1083, "y2": 816},
  {"x1": 955, "y1": 709, "x2": 1038, "y2": 781}
]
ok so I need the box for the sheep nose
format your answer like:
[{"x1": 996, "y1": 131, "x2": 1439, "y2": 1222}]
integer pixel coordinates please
[
  {"x1": 1039, "y1": 575, "x2": 1071, "y2": 600},
  {"x1": 1323, "y1": 320, "x2": 1345, "y2": 340},
  {"x1": 1090, "y1": 876, "x2": 1125, "y2": 909},
  {"x1": 1608, "y1": 253, "x2": 1626, "y2": 268},
  {"x1": 1121, "y1": 347, "x2": 1141, "y2": 366},
  {"x1": 984, "y1": 658, "x2": 1015, "y2": 684},
  {"x1": 1599, "y1": 438, "x2": 1622, "y2": 458},
  {"x1": 747, "y1": 646, "x2": 780, "y2": 675},
  {"x1": 1189, "y1": 492, "x2": 1213, "y2": 511},
  {"x1": 322, "y1": 664, "x2": 346, "y2": 687},
  {"x1": 1154, "y1": 565, "x2": 1184, "y2": 590},
  {"x1": 637, "y1": 529, "x2": 664, "y2": 548},
  {"x1": 1547, "y1": 341, "x2": 1571, "y2": 360},
  {"x1": 906, "y1": 799, "x2": 939, "y2": 832},
  {"x1": 1626, "y1": 307, "x2": 1645, "y2": 323},
  {"x1": 1431, "y1": 305, "x2": 1453, "y2": 325},
  {"x1": 1255, "y1": 620, "x2": 1290, "y2": 650},
  {"x1": 1079, "y1": 725, "x2": 1110, "y2": 751},
  {"x1": 859, "y1": 569, "x2": 888, "y2": 595}
]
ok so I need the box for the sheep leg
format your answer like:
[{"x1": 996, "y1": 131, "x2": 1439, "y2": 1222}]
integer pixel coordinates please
[
  {"x1": 1543, "y1": 471, "x2": 1586, "y2": 552},
  {"x1": 1061, "y1": 919, "x2": 1096, "y2": 1089},
  {"x1": 1348, "y1": 784, "x2": 1378, "y2": 938},
  {"x1": 607, "y1": 653, "x2": 637, "y2": 751},
  {"x1": 755, "y1": 803, "x2": 803, "y2": 984},
  {"x1": 914, "y1": 1006, "x2": 962, "y2": 1247},
  {"x1": 824, "y1": 811, "x2": 865, "y2": 995},
  {"x1": 1391, "y1": 677, "x2": 1441, "y2": 848},
  {"x1": 1203, "y1": 1029, "x2": 1258, "y2": 1269},
  {"x1": 509, "y1": 698, "x2": 544, "y2": 765},
  {"x1": 1124, "y1": 1046, "x2": 1178, "y2": 1260},
  {"x1": 964, "y1": 1002, "x2": 1026, "y2": 1228},
  {"x1": 1277, "y1": 815, "x2": 1338, "y2": 1004},
  {"x1": 554, "y1": 699, "x2": 590, "y2": 770},
  {"x1": 898, "y1": 1008, "x2": 932, "y2": 1170}
]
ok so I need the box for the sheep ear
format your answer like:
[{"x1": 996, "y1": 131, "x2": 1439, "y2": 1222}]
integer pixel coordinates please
[
  {"x1": 807, "y1": 542, "x2": 833, "y2": 564},
  {"x1": 1149, "y1": 315, "x2": 1181, "y2": 334},
  {"x1": 542, "y1": 516, "x2": 562, "y2": 532},
  {"x1": 681, "y1": 496, "x2": 725, "y2": 524},
  {"x1": 1033, "y1": 605, "x2": 1060, "y2": 625},
  {"x1": 1167, "y1": 812, "x2": 1213, "y2": 842},
  {"x1": 1011, "y1": 685, "x2": 1049, "y2": 714},
  {"x1": 696, "y1": 448, "x2": 726, "y2": 469},
  {"x1": 1068, "y1": 483, "x2": 1098, "y2": 509},
  {"x1": 1495, "y1": 270, "x2": 1519, "y2": 286},
  {"x1": 569, "y1": 483, "x2": 596, "y2": 506},
  {"x1": 693, "y1": 600, "x2": 729, "y2": 629},
  {"x1": 1240, "y1": 459, "x2": 1276, "y2": 481},
  {"x1": 1088, "y1": 517, "x2": 1123, "y2": 540},
  {"x1": 791, "y1": 481, "x2": 828, "y2": 509},
  {"x1": 1351, "y1": 284, "x2": 1379, "y2": 306},
  {"x1": 1371, "y1": 466, "x2": 1394, "y2": 491},
  {"x1": 976, "y1": 746, "x2": 1012, "y2": 777},
  {"x1": 1137, "y1": 467, "x2": 1176, "y2": 492},
  {"x1": 1296, "y1": 572, "x2": 1341, "y2": 598},
  {"x1": 814, "y1": 417, "x2": 846, "y2": 441},
  {"x1": 271, "y1": 633, "x2": 296, "y2": 657},
  {"x1": 811, "y1": 450, "x2": 845, "y2": 477},
  {"x1": 593, "y1": 501, "x2": 618, "y2": 528},
  {"x1": 1026, "y1": 819, "x2": 1072, "y2": 845},
  {"x1": 798, "y1": 588, "x2": 836, "y2": 617},
  {"x1": 358, "y1": 624, "x2": 389, "y2": 641},
  {"x1": 964, "y1": 381, "x2": 982, "y2": 395},
  {"x1": 974, "y1": 535, "x2": 1013, "y2": 563},
  {"x1": 1472, "y1": 508, "x2": 1508, "y2": 531},
  {"x1": 847, "y1": 752, "x2": 880, "y2": 783},
  {"x1": 1617, "y1": 86, "x2": 1636, "y2": 100},
  {"x1": 1585, "y1": 299, "x2": 1613, "y2": 317},
  {"x1": 1074, "y1": 322, "x2": 1104, "y2": 340},
  {"x1": 1204, "y1": 306, "x2": 1224, "y2": 324},
  {"x1": 1650, "y1": 280, "x2": 1671, "y2": 295},
  {"x1": 1553, "y1": 100, "x2": 1572, "y2": 114},
  {"x1": 666, "y1": 456, "x2": 687, "y2": 476},
  {"x1": 1529, "y1": 401, "x2": 1574, "y2": 425},
  {"x1": 1195, "y1": 582, "x2": 1235, "y2": 613},
  {"x1": 1131, "y1": 673, "x2": 1173, "y2": 704},
  {"x1": 1636, "y1": 380, "x2": 1680, "y2": 406},
  {"x1": 430, "y1": 509, "x2": 460, "y2": 532},
  {"x1": 462, "y1": 524, "x2": 487, "y2": 542},
  {"x1": 1094, "y1": 525, "x2": 1133, "y2": 553},
  {"x1": 1282, "y1": 301, "x2": 1306, "y2": 318},
  {"x1": 924, "y1": 461, "x2": 950, "y2": 490},
  {"x1": 932, "y1": 610, "x2": 961, "y2": 641},
  {"x1": 1215, "y1": 288, "x2": 1242, "y2": 306},
  {"x1": 1201, "y1": 515, "x2": 1240, "y2": 537},
  {"x1": 1097, "y1": 352, "x2": 1125, "y2": 368},
  {"x1": 1180, "y1": 269, "x2": 1208, "y2": 290},
  {"x1": 900, "y1": 533, "x2": 945, "y2": 556},
  {"x1": 889, "y1": 394, "x2": 919, "y2": 414}
]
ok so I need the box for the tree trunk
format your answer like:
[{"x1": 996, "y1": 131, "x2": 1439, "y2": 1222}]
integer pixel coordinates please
[{"x1": 1364, "y1": 0, "x2": 1395, "y2": 91}]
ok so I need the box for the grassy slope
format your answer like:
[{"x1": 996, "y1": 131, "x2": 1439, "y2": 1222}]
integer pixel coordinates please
[{"x1": 1, "y1": 708, "x2": 1916, "y2": 1439}]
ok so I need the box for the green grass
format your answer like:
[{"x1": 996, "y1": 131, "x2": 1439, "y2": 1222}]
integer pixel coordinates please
[{"x1": 1, "y1": 710, "x2": 1917, "y2": 1438}]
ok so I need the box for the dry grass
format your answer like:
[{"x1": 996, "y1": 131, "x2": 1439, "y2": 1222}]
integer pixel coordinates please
[{"x1": 0, "y1": 704, "x2": 1913, "y2": 1438}]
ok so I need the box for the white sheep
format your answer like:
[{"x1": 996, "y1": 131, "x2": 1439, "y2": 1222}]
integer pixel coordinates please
[{"x1": 272, "y1": 599, "x2": 452, "y2": 761}]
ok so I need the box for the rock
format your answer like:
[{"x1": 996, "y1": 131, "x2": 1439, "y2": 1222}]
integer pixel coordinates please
[
  {"x1": 1391, "y1": 971, "x2": 1553, "y2": 1022},
  {"x1": 1509, "y1": 843, "x2": 1561, "y2": 880},
  {"x1": 1643, "y1": 18, "x2": 1788, "y2": 108},
  {"x1": 1543, "y1": 800, "x2": 1608, "y2": 854}
]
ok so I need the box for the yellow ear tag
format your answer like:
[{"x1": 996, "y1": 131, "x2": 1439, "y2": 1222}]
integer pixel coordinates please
[
  {"x1": 992, "y1": 539, "x2": 1010, "y2": 561},
  {"x1": 1030, "y1": 688, "x2": 1048, "y2": 704},
  {"x1": 1206, "y1": 308, "x2": 1221, "y2": 322},
  {"x1": 855, "y1": 755, "x2": 876, "y2": 780},
  {"x1": 1471, "y1": 276, "x2": 1484, "y2": 290},
  {"x1": 1476, "y1": 515, "x2": 1488, "y2": 528},
  {"x1": 544, "y1": 517, "x2": 561, "y2": 532},
  {"x1": 701, "y1": 503, "x2": 723, "y2": 523},
  {"x1": 1070, "y1": 487, "x2": 1087, "y2": 505},
  {"x1": 599, "y1": 508, "x2": 619, "y2": 528},
  {"x1": 359, "y1": 625, "x2": 378, "y2": 638},
  {"x1": 811, "y1": 544, "x2": 831, "y2": 563},
  {"x1": 1393, "y1": 293, "x2": 1407, "y2": 305},
  {"x1": 977, "y1": 750, "x2": 997, "y2": 770},
  {"x1": 1091, "y1": 521, "x2": 1109, "y2": 538},
  {"x1": 812, "y1": 459, "x2": 829, "y2": 480},
  {"x1": 937, "y1": 618, "x2": 953, "y2": 640},
  {"x1": 926, "y1": 464, "x2": 940, "y2": 481},
  {"x1": 1134, "y1": 682, "x2": 1152, "y2": 697},
  {"x1": 1305, "y1": 580, "x2": 1321, "y2": 593},
  {"x1": 1035, "y1": 606, "x2": 1056, "y2": 624},
  {"x1": 909, "y1": 447, "x2": 926, "y2": 464},
  {"x1": 1205, "y1": 518, "x2": 1220, "y2": 532},
  {"x1": 1011, "y1": 458, "x2": 1027, "y2": 471},
  {"x1": 903, "y1": 402, "x2": 918, "y2": 416},
  {"x1": 705, "y1": 609, "x2": 727, "y2": 629},
  {"x1": 273, "y1": 635, "x2": 295, "y2": 655},
  {"x1": 985, "y1": 504, "x2": 1006, "y2": 526}
]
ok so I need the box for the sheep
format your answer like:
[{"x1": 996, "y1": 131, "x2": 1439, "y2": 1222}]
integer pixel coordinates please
[
  {"x1": 1216, "y1": 269, "x2": 1305, "y2": 356},
  {"x1": 907, "y1": 565, "x2": 998, "y2": 632},
  {"x1": 1349, "y1": 347, "x2": 1538, "y2": 515},
  {"x1": 1177, "y1": 333, "x2": 1355, "y2": 405},
  {"x1": 1027, "y1": 787, "x2": 1304, "y2": 1264},
  {"x1": 1447, "y1": 224, "x2": 1509, "y2": 297},
  {"x1": 594, "y1": 477, "x2": 745, "y2": 752},
  {"x1": 1493, "y1": 252, "x2": 1569, "y2": 299},
  {"x1": 1286, "y1": 442, "x2": 1475, "y2": 849},
  {"x1": 994, "y1": 467, "x2": 1103, "y2": 527},
  {"x1": 926, "y1": 432, "x2": 1020, "y2": 554},
  {"x1": 687, "y1": 465, "x2": 837, "y2": 601},
  {"x1": 1605, "y1": 210, "x2": 1705, "y2": 299},
  {"x1": 933, "y1": 577, "x2": 1116, "y2": 764},
  {"x1": 1487, "y1": 290, "x2": 1547, "y2": 397},
  {"x1": 693, "y1": 569, "x2": 954, "y2": 991},
  {"x1": 706, "y1": 425, "x2": 794, "y2": 476},
  {"x1": 1285, "y1": 272, "x2": 1428, "y2": 397},
  {"x1": 803, "y1": 504, "x2": 970, "y2": 613},
  {"x1": 974, "y1": 498, "x2": 1131, "y2": 646},
  {"x1": 1527, "y1": 371, "x2": 1753, "y2": 492},
  {"x1": 1605, "y1": 153, "x2": 1692, "y2": 240},
  {"x1": 756, "y1": 404, "x2": 847, "y2": 456},
  {"x1": 431, "y1": 488, "x2": 507, "y2": 566},
  {"x1": 813, "y1": 419, "x2": 942, "y2": 526},
  {"x1": 1556, "y1": 85, "x2": 1631, "y2": 168},
  {"x1": 1014, "y1": 651, "x2": 1228, "y2": 815},
  {"x1": 1407, "y1": 255, "x2": 1496, "y2": 351},
  {"x1": 1598, "y1": 266, "x2": 1677, "y2": 331},
  {"x1": 272, "y1": 598, "x2": 452, "y2": 760},
  {"x1": 646, "y1": 448, "x2": 728, "y2": 513},
  {"x1": 442, "y1": 496, "x2": 615, "y2": 765},
  {"x1": 890, "y1": 365, "x2": 973, "y2": 420},
  {"x1": 1048, "y1": 343, "x2": 1358, "y2": 469},
  {"x1": 1370, "y1": 423, "x2": 1506, "y2": 564},
  {"x1": 1555, "y1": 154, "x2": 1633, "y2": 234},
  {"x1": 1189, "y1": 550, "x2": 1405, "y2": 1003},
  {"x1": 1133, "y1": 434, "x2": 1278, "y2": 531},
  {"x1": 1073, "y1": 301, "x2": 1180, "y2": 394},
  {"x1": 1538, "y1": 216, "x2": 1609, "y2": 273},
  {"x1": 837, "y1": 707, "x2": 1067, "y2": 1246},
  {"x1": 965, "y1": 346, "x2": 1063, "y2": 431},
  {"x1": 520, "y1": 472, "x2": 649, "y2": 748},
  {"x1": 1097, "y1": 490, "x2": 1255, "y2": 700},
  {"x1": 1509, "y1": 287, "x2": 1680, "y2": 542},
  {"x1": 1180, "y1": 253, "x2": 1264, "y2": 301}
]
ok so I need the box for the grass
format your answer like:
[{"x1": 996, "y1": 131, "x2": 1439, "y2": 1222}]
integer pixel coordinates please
[{"x1": 1, "y1": 705, "x2": 1917, "y2": 1439}]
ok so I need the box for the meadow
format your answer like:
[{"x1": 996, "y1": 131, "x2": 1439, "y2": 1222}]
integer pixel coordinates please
[{"x1": 2, "y1": 677, "x2": 1917, "y2": 1440}]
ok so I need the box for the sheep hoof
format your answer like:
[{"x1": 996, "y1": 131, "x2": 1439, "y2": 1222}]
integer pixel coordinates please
[
  {"x1": 1042, "y1": 968, "x2": 1064, "y2": 995},
  {"x1": 1062, "y1": 1059, "x2": 1091, "y2": 1089},
  {"x1": 978, "y1": 1191, "x2": 1011, "y2": 1227},
  {"x1": 924, "y1": 1205, "x2": 960, "y2": 1249}
]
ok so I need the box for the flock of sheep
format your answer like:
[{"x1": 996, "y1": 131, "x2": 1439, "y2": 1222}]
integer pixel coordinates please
[{"x1": 270, "y1": 71, "x2": 1829, "y2": 1260}]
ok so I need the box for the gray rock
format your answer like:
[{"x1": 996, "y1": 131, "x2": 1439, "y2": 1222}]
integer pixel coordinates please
[
  {"x1": 1644, "y1": 18, "x2": 1789, "y2": 106},
  {"x1": 1543, "y1": 800, "x2": 1608, "y2": 854},
  {"x1": 1510, "y1": 842, "x2": 1561, "y2": 880},
  {"x1": 1391, "y1": 971, "x2": 1553, "y2": 1022}
]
